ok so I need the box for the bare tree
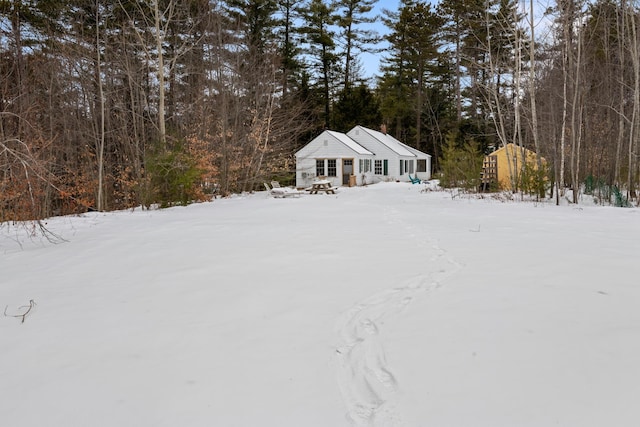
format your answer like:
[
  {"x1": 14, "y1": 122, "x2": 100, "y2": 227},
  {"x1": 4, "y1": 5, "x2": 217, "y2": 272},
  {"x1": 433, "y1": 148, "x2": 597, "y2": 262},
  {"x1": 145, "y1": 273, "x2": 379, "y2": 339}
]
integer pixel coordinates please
[
  {"x1": 569, "y1": 11, "x2": 584, "y2": 204},
  {"x1": 95, "y1": 0, "x2": 106, "y2": 211},
  {"x1": 615, "y1": 0, "x2": 627, "y2": 188},
  {"x1": 116, "y1": 0, "x2": 188, "y2": 148},
  {"x1": 528, "y1": 0, "x2": 542, "y2": 174},
  {"x1": 627, "y1": 2, "x2": 640, "y2": 202}
]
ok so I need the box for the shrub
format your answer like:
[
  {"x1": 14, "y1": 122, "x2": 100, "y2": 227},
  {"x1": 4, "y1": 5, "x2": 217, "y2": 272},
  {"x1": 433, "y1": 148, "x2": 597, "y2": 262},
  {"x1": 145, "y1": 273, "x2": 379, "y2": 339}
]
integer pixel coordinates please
[
  {"x1": 612, "y1": 186, "x2": 631, "y2": 208},
  {"x1": 439, "y1": 132, "x2": 483, "y2": 191},
  {"x1": 519, "y1": 161, "x2": 549, "y2": 199},
  {"x1": 143, "y1": 143, "x2": 205, "y2": 208}
]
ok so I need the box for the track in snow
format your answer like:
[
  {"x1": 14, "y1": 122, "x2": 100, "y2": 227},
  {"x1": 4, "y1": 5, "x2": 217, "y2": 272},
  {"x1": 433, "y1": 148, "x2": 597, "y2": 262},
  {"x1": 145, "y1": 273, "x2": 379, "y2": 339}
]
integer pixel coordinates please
[{"x1": 333, "y1": 206, "x2": 462, "y2": 426}]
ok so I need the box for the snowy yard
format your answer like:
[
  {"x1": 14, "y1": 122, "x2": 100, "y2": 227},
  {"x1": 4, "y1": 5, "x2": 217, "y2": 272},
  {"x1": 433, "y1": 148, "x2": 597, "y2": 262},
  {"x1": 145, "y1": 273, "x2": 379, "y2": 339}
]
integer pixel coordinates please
[{"x1": 2, "y1": 182, "x2": 639, "y2": 427}]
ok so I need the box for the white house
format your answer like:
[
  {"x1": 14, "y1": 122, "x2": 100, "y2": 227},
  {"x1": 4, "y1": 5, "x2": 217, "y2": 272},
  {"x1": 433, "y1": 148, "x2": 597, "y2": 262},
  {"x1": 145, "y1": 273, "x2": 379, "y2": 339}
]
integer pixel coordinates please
[
  {"x1": 295, "y1": 130, "x2": 375, "y2": 188},
  {"x1": 295, "y1": 125, "x2": 431, "y2": 188}
]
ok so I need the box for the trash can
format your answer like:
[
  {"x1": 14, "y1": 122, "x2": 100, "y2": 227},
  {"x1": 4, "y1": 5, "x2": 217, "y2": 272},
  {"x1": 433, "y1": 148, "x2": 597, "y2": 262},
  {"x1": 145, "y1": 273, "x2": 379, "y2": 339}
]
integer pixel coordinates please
[{"x1": 349, "y1": 175, "x2": 356, "y2": 187}]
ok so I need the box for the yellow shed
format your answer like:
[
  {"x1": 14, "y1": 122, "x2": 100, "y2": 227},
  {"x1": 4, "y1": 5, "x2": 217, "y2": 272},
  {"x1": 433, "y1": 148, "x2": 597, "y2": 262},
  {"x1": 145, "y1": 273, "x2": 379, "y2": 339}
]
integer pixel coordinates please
[{"x1": 481, "y1": 143, "x2": 545, "y2": 191}]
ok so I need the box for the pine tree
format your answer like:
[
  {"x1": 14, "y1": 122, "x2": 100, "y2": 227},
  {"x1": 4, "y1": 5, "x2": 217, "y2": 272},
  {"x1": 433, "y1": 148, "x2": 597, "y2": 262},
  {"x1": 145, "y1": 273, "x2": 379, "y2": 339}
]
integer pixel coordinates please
[
  {"x1": 298, "y1": 0, "x2": 339, "y2": 129},
  {"x1": 276, "y1": 0, "x2": 304, "y2": 97},
  {"x1": 331, "y1": 85, "x2": 382, "y2": 131},
  {"x1": 439, "y1": 132, "x2": 482, "y2": 191},
  {"x1": 378, "y1": 0, "x2": 445, "y2": 150},
  {"x1": 335, "y1": 0, "x2": 381, "y2": 89}
]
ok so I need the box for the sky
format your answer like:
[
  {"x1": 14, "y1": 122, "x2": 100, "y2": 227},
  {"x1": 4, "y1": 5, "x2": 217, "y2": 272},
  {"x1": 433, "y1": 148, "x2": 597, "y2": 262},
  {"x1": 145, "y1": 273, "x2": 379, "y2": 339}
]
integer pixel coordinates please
[{"x1": 2, "y1": 182, "x2": 639, "y2": 426}]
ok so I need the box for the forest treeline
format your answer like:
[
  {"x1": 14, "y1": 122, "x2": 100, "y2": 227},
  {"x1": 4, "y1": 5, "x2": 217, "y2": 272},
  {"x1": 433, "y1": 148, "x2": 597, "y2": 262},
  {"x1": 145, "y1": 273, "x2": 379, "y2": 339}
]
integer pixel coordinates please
[{"x1": 1, "y1": 0, "x2": 639, "y2": 220}]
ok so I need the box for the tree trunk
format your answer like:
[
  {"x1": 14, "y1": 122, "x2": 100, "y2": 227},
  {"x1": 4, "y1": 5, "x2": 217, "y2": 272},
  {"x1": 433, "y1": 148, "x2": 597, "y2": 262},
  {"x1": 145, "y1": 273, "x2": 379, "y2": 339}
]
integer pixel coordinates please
[
  {"x1": 154, "y1": 0, "x2": 167, "y2": 147},
  {"x1": 615, "y1": 1, "x2": 626, "y2": 187},
  {"x1": 96, "y1": 1, "x2": 106, "y2": 212},
  {"x1": 513, "y1": 5, "x2": 523, "y2": 194},
  {"x1": 416, "y1": 63, "x2": 423, "y2": 150},
  {"x1": 529, "y1": 0, "x2": 543, "y2": 197},
  {"x1": 455, "y1": 20, "x2": 462, "y2": 122},
  {"x1": 628, "y1": 6, "x2": 639, "y2": 202},
  {"x1": 558, "y1": 0, "x2": 573, "y2": 203},
  {"x1": 570, "y1": 18, "x2": 583, "y2": 204}
]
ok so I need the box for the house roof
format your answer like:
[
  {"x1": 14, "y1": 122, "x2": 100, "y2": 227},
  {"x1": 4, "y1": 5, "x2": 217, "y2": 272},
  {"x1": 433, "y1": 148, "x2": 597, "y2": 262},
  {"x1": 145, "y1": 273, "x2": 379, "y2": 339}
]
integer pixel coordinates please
[
  {"x1": 296, "y1": 126, "x2": 432, "y2": 160},
  {"x1": 353, "y1": 126, "x2": 417, "y2": 157},
  {"x1": 326, "y1": 130, "x2": 374, "y2": 155},
  {"x1": 489, "y1": 143, "x2": 537, "y2": 156},
  {"x1": 397, "y1": 140, "x2": 432, "y2": 158}
]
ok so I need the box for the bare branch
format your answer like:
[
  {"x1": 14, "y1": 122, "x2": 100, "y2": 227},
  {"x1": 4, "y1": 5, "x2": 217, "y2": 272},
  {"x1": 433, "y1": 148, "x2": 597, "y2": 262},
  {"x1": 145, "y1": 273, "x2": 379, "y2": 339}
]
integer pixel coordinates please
[{"x1": 4, "y1": 300, "x2": 37, "y2": 324}]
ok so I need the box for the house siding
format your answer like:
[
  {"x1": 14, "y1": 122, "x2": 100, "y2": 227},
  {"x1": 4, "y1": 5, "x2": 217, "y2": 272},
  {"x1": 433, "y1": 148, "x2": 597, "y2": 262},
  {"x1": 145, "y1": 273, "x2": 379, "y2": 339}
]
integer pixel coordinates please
[
  {"x1": 347, "y1": 127, "x2": 422, "y2": 183},
  {"x1": 400, "y1": 143, "x2": 432, "y2": 181},
  {"x1": 295, "y1": 131, "x2": 373, "y2": 188}
]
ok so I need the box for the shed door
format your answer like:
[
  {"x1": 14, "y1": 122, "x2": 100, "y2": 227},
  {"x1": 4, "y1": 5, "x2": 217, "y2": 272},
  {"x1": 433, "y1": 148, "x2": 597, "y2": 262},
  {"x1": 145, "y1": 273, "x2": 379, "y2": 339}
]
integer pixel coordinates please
[{"x1": 342, "y1": 159, "x2": 353, "y2": 185}]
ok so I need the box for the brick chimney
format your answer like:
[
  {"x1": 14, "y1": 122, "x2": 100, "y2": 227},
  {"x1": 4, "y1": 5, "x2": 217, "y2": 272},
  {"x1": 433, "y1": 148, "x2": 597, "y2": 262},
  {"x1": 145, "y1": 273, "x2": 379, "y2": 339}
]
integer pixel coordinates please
[{"x1": 380, "y1": 124, "x2": 387, "y2": 135}]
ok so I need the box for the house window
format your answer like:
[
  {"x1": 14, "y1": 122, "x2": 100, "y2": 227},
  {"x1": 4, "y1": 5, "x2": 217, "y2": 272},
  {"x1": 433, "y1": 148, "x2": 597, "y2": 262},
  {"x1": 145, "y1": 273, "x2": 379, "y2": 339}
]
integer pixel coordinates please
[
  {"x1": 316, "y1": 159, "x2": 337, "y2": 176},
  {"x1": 374, "y1": 160, "x2": 382, "y2": 175},
  {"x1": 327, "y1": 159, "x2": 337, "y2": 176},
  {"x1": 417, "y1": 159, "x2": 427, "y2": 173},
  {"x1": 409, "y1": 160, "x2": 414, "y2": 174}
]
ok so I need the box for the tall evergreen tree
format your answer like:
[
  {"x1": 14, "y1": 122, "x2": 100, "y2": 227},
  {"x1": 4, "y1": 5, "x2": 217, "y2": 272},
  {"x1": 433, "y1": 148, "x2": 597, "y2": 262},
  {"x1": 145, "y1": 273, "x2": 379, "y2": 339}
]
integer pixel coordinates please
[
  {"x1": 298, "y1": 0, "x2": 339, "y2": 128},
  {"x1": 276, "y1": 0, "x2": 304, "y2": 97},
  {"x1": 438, "y1": 0, "x2": 486, "y2": 123},
  {"x1": 378, "y1": 0, "x2": 415, "y2": 140},
  {"x1": 227, "y1": 0, "x2": 278, "y2": 55},
  {"x1": 378, "y1": 0, "x2": 445, "y2": 151},
  {"x1": 335, "y1": 0, "x2": 380, "y2": 89},
  {"x1": 404, "y1": 2, "x2": 443, "y2": 151}
]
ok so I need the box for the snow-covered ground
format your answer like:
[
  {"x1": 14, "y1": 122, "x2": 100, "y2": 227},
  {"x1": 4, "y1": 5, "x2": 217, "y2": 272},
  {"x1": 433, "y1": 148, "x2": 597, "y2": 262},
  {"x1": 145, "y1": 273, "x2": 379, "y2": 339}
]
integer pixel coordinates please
[{"x1": 2, "y1": 182, "x2": 639, "y2": 427}]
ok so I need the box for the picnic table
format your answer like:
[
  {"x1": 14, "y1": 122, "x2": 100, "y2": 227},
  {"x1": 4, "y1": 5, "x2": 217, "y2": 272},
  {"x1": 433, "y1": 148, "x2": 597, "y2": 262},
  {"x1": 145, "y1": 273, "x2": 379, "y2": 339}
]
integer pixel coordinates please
[{"x1": 307, "y1": 180, "x2": 336, "y2": 194}]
